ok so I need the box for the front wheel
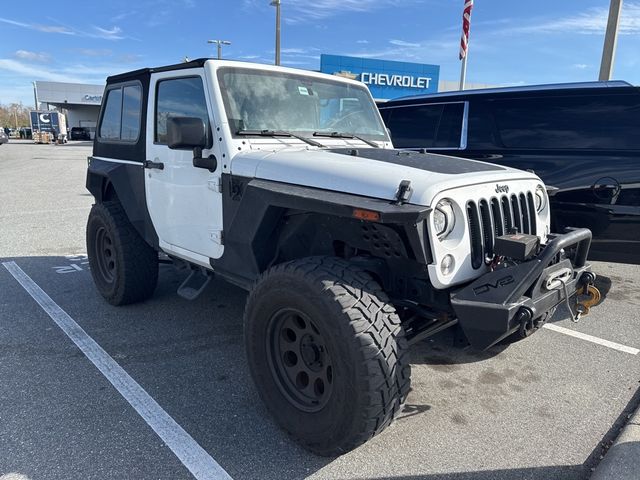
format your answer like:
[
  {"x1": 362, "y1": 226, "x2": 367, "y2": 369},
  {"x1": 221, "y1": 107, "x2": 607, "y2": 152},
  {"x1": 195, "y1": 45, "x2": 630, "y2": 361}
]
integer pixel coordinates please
[{"x1": 244, "y1": 256, "x2": 411, "y2": 456}]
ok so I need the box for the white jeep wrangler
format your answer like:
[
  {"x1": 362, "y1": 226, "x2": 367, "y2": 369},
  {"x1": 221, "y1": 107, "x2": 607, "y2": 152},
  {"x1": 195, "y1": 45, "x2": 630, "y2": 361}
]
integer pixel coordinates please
[{"x1": 86, "y1": 59, "x2": 597, "y2": 455}]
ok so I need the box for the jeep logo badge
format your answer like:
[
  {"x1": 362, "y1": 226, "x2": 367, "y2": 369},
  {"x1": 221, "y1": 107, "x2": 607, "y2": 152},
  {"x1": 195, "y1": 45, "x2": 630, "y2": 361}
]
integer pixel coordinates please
[{"x1": 495, "y1": 184, "x2": 509, "y2": 194}]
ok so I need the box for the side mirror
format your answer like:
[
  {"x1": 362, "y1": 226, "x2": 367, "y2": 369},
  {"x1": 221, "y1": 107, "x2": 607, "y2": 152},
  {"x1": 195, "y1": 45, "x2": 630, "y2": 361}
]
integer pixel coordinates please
[
  {"x1": 166, "y1": 116, "x2": 217, "y2": 172},
  {"x1": 167, "y1": 117, "x2": 207, "y2": 150}
]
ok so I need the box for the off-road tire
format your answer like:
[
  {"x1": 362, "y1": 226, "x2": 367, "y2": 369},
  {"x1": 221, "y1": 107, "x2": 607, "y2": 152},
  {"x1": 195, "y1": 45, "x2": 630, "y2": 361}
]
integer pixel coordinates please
[
  {"x1": 86, "y1": 201, "x2": 158, "y2": 305},
  {"x1": 244, "y1": 256, "x2": 411, "y2": 456}
]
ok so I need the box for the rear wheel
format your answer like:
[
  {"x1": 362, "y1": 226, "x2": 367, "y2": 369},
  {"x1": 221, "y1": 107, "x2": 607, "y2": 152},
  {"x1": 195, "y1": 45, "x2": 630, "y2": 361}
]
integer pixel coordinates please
[
  {"x1": 86, "y1": 201, "x2": 158, "y2": 305},
  {"x1": 244, "y1": 256, "x2": 411, "y2": 456}
]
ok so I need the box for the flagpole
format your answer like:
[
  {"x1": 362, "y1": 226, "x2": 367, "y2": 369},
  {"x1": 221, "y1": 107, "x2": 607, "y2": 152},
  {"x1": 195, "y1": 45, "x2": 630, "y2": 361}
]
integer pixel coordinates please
[
  {"x1": 459, "y1": 0, "x2": 473, "y2": 91},
  {"x1": 459, "y1": 51, "x2": 468, "y2": 91}
]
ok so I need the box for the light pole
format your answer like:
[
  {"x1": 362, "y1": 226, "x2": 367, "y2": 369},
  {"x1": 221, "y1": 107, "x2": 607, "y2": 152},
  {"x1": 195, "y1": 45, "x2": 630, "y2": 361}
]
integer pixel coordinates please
[
  {"x1": 270, "y1": 0, "x2": 281, "y2": 65},
  {"x1": 207, "y1": 39, "x2": 231, "y2": 59},
  {"x1": 599, "y1": 0, "x2": 623, "y2": 81},
  {"x1": 33, "y1": 81, "x2": 39, "y2": 110}
]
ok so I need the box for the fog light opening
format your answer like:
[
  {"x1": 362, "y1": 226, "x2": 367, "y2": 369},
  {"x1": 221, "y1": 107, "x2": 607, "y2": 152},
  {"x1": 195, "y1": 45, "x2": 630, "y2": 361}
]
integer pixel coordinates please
[{"x1": 440, "y1": 254, "x2": 455, "y2": 275}]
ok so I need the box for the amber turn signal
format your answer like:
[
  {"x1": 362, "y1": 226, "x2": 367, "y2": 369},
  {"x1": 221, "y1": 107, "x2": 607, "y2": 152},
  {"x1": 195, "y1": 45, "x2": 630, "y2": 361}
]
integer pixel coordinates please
[{"x1": 352, "y1": 208, "x2": 380, "y2": 221}]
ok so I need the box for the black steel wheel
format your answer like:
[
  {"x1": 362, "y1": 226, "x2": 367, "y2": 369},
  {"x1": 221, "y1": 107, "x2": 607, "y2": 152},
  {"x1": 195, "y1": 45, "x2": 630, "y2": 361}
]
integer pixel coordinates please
[
  {"x1": 267, "y1": 308, "x2": 334, "y2": 412},
  {"x1": 244, "y1": 256, "x2": 410, "y2": 456},
  {"x1": 86, "y1": 201, "x2": 158, "y2": 305},
  {"x1": 93, "y1": 226, "x2": 117, "y2": 284}
]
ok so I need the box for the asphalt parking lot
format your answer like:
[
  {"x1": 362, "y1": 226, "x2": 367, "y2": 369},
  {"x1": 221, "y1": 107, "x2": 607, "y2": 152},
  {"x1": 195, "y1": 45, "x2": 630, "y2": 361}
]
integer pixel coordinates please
[{"x1": 1, "y1": 140, "x2": 639, "y2": 480}]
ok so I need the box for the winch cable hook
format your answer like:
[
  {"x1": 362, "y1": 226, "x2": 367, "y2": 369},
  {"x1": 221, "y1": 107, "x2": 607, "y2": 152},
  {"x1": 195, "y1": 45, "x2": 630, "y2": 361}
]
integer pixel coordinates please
[{"x1": 557, "y1": 277, "x2": 601, "y2": 323}]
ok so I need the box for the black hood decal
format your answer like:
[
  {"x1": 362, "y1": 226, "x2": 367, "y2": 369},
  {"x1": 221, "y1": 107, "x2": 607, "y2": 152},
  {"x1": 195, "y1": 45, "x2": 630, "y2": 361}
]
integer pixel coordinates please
[{"x1": 328, "y1": 148, "x2": 504, "y2": 175}]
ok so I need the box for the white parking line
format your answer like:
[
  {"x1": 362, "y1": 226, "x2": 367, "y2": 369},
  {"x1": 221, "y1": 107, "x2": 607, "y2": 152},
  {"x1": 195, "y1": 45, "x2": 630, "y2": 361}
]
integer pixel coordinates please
[
  {"x1": 2, "y1": 261, "x2": 233, "y2": 480},
  {"x1": 543, "y1": 323, "x2": 640, "y2": 355}
]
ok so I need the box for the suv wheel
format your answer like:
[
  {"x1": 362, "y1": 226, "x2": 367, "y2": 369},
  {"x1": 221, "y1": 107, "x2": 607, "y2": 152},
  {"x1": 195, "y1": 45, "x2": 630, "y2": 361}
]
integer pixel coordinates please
[
  {"x1": 244, "y1": 256, "x2": 411, "y2": 456},
  {"x1": 86, "y1": 201, "x2": 158, "y2": 305}
]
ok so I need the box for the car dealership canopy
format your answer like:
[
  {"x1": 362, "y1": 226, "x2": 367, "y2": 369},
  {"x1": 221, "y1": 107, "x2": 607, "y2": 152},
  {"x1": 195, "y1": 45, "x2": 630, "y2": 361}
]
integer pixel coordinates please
[{"x1": 35, "y1": 81, "x2": 104, "y2": 131}]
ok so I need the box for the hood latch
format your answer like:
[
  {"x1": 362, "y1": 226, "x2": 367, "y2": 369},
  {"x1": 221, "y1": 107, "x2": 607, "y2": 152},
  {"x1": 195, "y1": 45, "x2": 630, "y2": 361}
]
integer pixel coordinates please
[{"x1": 394, "y1": 179, "x2": 413, "y2": 205}]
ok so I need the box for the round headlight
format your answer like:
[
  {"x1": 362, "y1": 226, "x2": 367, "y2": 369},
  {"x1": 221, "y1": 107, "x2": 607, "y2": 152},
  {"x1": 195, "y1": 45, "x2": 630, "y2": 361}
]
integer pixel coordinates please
[
  {"x1": 434, "y1": 199, "x2": 455, "y2": 239},
  {"x1": 535, "y1": 185, "x2": 547, "y2": 212}
]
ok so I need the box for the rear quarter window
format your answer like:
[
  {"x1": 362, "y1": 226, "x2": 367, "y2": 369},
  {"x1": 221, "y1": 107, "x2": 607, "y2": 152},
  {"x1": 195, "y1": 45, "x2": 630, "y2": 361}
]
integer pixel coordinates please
[{"x1": 98, "y1": 83, "x2": 142, "y2": 142}]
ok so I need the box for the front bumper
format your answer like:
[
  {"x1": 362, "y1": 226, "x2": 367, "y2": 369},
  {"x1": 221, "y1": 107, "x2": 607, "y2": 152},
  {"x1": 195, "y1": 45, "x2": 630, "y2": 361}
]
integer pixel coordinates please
[{"x1": 450, "y1": 228, "x2": 594, "y2": 350}]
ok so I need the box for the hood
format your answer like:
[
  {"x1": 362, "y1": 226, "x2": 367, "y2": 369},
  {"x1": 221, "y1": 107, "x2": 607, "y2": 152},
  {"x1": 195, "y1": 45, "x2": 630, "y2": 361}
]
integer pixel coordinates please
[{"x1": 230, "y1": 147, "x2": 541, "y2": 207}]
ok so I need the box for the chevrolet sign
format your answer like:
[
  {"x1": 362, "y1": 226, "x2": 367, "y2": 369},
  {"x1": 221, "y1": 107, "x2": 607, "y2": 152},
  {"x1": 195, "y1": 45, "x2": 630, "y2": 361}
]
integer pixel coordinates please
[
  {"x1": 360, "y1": 72, "x2": 432, "y2": 89},
  {"x1": 320, "y1": 54, "x2": 439, "y2": 100}
]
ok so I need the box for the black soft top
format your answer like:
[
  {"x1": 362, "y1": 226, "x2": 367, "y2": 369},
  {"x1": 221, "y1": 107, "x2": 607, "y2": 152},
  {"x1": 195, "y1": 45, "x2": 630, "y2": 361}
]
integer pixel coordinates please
[{"x1": 106, "y1": 58, "x2": 214, "y2": 84}]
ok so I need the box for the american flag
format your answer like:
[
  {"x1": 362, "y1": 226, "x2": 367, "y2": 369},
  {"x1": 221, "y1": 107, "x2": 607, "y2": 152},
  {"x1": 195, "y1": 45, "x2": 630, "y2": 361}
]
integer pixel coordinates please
[{"x1": 459, "y1": 0, "x2": 474, "y2": 60}]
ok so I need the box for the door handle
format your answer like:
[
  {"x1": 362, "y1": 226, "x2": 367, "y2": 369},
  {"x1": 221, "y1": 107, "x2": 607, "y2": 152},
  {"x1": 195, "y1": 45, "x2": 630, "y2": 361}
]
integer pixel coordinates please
[{"x1": 144, "y1": 160, "x2": 165, "y2": 170}]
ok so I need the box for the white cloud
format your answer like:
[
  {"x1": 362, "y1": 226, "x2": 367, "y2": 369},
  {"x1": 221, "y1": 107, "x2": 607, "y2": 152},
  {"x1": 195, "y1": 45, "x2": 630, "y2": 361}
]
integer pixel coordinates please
[
  {"x1": 0, "y1": 16, "x2": 131, "y2": 40},
  {"x1": 75, "y1": 48, "x2": 113, "y2": 57},
  {"x1": 0, "y1": 59, "x2": 85, "y2": 83},
  {"x1": 356, "y1": 40, "x2": 370, "y2": 44},
  {"x1": 91, "y1": 26, "x2": 124, "y2": 40},
  {"x1": 510, "y1": 2, "x2": 640, "y2": 35},
  {"x1": 243, "y1": 0, "x2": 419, "y2": 23},
  {"x1": 14, "y1": 50, "x2": 51, "y2": 63},
  {"x1": 280, "y1": 48, "x2": 310, "y2": 54},
  {"x1": 281, "y1": 59, "x2": 314, "y2": 66},
  {"x1": 0, "y1": 17, "x2": 74, "y2": 34},
  {"x1": 389, "y1": 39, "x2": 421, "y2": 48},
  {"x1": 572, "y1": 63, "x2": 590, "y2": 70},
  {"x1": 344, "y1": 37, "x2": 458, "y2": 63}
]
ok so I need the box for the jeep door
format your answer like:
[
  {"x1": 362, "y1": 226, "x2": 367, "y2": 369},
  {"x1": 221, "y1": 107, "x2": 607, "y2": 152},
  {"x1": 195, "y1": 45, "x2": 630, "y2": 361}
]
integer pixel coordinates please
[{"x1": 145, "y1": 69, "x2": 224, "y2": 265}]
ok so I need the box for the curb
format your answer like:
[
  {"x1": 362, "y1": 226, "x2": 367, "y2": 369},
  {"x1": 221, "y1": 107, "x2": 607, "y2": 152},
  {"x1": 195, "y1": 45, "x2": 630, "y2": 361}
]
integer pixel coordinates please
[{"x1": 590, "y1": 404, "x2": 640, "y2": 479}]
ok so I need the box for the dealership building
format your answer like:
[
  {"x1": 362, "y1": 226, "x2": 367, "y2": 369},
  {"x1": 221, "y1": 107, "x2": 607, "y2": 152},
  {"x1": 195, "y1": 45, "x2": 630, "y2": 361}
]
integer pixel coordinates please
[{"x1": 35, "y1": 81, "x2": 104, "y2": 134}]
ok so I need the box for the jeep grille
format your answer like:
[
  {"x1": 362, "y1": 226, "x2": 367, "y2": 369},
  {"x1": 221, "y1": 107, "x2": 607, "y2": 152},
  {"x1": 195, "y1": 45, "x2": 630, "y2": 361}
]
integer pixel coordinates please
[{"x1": 467, "y1": 192, "x2": 537, "y2": 269}]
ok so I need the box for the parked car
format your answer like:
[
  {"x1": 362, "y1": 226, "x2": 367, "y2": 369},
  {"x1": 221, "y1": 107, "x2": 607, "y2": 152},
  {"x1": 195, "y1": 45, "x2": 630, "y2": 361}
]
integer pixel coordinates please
[
  {"x1": 69, "y1": 126, "x2": 91, "y2": 140},
  {"x1": 19, "y1": 127, "x2": 32, "y2": 139},
  {"x1": 0, "y1": 129, "x2": 8, "y2": 145},
  {"x1": 378, "y1": 81, "x2": 640, "y2": 263},
  {"x1": 85, "y1": 59, "x2": 597, "y2": 455}
]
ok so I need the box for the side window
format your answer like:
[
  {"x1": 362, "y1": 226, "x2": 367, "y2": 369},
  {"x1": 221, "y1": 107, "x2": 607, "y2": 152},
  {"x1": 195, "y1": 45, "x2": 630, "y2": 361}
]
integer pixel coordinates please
[
  {"x1": 384, "y1": 105, "x2": 443, "y2": 148},
  {"x1": 434, "y1": 103, "x2": 465, "y2": 148},
  {"x1": 155, "y1": 77, "x2": 210, "y2": 144},
  {"x1": 492, "y1": 94, "x2": 640, "y2": 150},
  {"x1": 379, "y1": 108, "x2": 392, "y2": 124},
  {"x1": 466, "y1": 102, "x2": 498, "y2": 148},
  {"x1": 99, "y1": 88, "x2": 122, "y2": 140},
  {"x1": 98, "y1": 84, "x2": 141, "y2": 142},
  {"x1": 121, "y1": 85, "x2": 142, "y2": 141}
]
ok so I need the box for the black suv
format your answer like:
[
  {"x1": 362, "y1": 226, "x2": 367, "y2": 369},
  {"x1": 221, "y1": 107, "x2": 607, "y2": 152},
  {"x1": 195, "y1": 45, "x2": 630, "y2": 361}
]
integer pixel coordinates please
[
  {"x1": 69, "y1": 126, "x2": 91, "y2": 140},
  {"x1": 379, "y1": 81, "x2": 640, "y2": 263}
]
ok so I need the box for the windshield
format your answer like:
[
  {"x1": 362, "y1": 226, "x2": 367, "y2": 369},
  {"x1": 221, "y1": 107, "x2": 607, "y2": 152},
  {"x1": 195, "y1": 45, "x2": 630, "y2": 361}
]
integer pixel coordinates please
[{"x1": 217, "y1": 67, "x2": 389, "y2": 141}]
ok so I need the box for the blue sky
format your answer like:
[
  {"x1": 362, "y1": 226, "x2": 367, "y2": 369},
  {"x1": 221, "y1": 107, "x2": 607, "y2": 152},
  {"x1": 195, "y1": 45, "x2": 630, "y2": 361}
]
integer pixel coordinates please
[{"x1": 0, "y1": 0, "x2": 639, "y2": 105}]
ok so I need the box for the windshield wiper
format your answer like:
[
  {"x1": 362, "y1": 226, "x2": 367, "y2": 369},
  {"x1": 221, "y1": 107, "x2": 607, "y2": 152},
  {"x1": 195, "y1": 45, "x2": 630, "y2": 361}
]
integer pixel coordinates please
[
  {"x1": 313, "y1": 131, "x2": 380, "y2": 148},
  {"x1": 236, "y1": 129, "x2": 325, "y2": 148}
]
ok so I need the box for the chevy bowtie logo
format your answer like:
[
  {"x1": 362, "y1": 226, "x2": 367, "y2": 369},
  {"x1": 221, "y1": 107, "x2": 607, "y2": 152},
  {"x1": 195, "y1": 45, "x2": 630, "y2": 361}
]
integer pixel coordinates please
[{"x1": 495, "y1": 184, "x2": 509, "y2": 194}]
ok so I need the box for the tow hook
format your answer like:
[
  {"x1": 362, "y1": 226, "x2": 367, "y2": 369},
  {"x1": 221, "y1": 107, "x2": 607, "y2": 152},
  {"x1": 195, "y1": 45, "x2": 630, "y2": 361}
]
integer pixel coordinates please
[{"x1": 516, "y1": 307, "x2": 542, "y2": 339}]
